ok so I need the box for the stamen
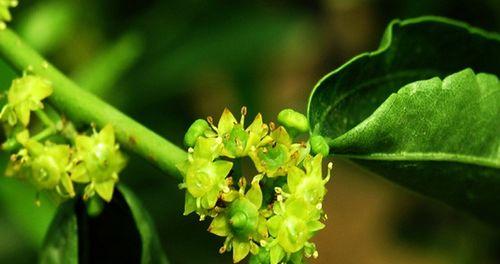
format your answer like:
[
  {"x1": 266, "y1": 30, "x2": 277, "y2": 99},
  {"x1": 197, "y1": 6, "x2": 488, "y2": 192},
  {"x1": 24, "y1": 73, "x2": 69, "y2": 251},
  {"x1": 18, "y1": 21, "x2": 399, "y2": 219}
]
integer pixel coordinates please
[
  {"x1": 324, "y1": 161, "x2": 333, "y2": 183},
  {"x1": 269, "y1": 122, "x2": 276, "y2": 130},
  {"x1": 207, "y1": 116, "x2": 217, "y2": 131},
  {"x1": 238, "y1": 177, "x2": 247, "y2": 190},
  {"x1": 90, "y1": 122, "x2": 97, "y2": 134},
  {"x1": 240, "y1": 106, "x2": 247, "y2": 126},
  {"x1": 219, "y1": 246, "x2": 227, "y2": 254},
  {"x1": 34, "y1": 192, "x2": 41, "y2": 207}
]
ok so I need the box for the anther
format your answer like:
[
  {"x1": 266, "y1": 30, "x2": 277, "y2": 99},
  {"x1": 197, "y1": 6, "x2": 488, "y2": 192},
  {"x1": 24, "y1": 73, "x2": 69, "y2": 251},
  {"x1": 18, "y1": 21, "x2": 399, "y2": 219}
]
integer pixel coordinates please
[{"x1": 269, "y1": 122, "x2": 276, "y2": 130}]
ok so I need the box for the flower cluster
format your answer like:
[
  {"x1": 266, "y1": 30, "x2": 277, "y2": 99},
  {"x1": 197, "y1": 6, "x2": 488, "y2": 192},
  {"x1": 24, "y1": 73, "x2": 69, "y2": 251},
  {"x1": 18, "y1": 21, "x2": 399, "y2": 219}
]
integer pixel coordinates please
[
  {"x1": 0, "y1": 0, "x2": 18, "y2": 29},
  {"x1": 1, "y1": 74, "x2": 126, "y2": 203},
  {"x1": 178, "y1": 107, "x2": 332, "y2": 263}
]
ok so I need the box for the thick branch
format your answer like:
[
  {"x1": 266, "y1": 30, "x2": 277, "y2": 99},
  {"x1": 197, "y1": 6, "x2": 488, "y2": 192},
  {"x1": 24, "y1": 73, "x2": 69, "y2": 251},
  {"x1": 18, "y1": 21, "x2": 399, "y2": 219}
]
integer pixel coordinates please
[{"x1": 0, "y1": 28, "x2": 186, "y2": 179}]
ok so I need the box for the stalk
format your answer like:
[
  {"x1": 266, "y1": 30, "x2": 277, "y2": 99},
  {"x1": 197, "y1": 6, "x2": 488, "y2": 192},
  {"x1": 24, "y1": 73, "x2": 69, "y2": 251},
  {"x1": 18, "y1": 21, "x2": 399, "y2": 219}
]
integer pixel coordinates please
[{"x1": 0, "y1": 28, "x2": 186, "y2": 179}]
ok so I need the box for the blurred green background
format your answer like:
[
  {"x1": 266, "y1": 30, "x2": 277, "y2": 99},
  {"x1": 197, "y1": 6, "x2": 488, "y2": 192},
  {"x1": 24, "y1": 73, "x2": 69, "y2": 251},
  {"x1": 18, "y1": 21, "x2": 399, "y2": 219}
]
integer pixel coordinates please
[{"x1": 1, "y1": 0, "x2": 500, "y2": 263}]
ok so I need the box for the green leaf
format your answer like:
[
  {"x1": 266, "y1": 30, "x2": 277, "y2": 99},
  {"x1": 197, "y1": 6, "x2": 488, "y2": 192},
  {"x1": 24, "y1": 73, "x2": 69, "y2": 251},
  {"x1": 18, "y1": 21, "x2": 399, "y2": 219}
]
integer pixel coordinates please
[
  {"x1": 118, "y1": 185, "x2": 168, "y2": 264},
  {"x1": 40, "y1": 201, "x2": 78, "y2": 264},
  {"x1": 40, "y1": 185, "x2": 168, "y2": 263},
  {"x1": 307, "y1": 16, "x2": 500, "y2": 224}
]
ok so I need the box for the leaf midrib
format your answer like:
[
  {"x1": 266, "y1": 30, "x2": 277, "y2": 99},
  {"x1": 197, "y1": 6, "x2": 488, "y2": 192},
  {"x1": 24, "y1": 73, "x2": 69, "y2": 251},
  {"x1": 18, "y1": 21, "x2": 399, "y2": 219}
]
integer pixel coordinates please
[{"x1": 335, "y1": 152, "x2": 500, "y2": 168}]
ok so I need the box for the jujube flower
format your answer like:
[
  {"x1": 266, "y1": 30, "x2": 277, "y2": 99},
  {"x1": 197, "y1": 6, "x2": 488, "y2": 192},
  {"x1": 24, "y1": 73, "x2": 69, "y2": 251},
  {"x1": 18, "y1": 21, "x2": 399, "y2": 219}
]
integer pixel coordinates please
[
  {"x1": 178, "y1": 137, "x2": 232, "y2": 218},
  {"x1": 209, "y1": 176, "x2": 267, "y2": 262},
  {"x1": 178, "y1": 107, "x2": 331, "y2": 263},
  {"x1": 0, "y1": 75, "x2": 53, "y2": 127},
  {"x1": 70, "y1": 124, "x2": 126, "y2": 202}
]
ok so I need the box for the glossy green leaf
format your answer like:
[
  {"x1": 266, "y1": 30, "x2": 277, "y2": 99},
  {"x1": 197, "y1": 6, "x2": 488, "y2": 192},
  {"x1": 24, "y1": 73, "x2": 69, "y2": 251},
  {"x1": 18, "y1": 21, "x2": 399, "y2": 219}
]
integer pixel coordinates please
[
  {"x1": 40, "y1": 185, "x2": 168, "y2": 263},
  {"x1": 118, "y1": 185, "x2": 168, "y2": 264},
  {"x1": 308, "y1": 16, "x2": 500, "y2": 224},
  {"x1": 40, "y1": 201, "x2": 78, "y2": 264}
]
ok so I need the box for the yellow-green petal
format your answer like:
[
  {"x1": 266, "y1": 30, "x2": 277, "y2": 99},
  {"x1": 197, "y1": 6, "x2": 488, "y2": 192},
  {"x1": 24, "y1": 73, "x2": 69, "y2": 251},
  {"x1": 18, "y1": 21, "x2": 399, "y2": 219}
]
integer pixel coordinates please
[
  {"x1": 183, "y1": 192, "x2": 197, "y2": 215},
  {"x1": 59, "y1": 174, "x2": 75, "y2": 197},
  {"x1": 232, "y1": 239, "x2": 250, "y2": 263},
  {"x1": 267, "y1": 215, "x2": 282, "y2": 238},
  {"x1": 245, "y1": 177, "x2": 262, "y2": 208},
  {"x1": 71, "y1": 163, "x2": 90, "y2": 183},
  {"x1": 270, "y1": 245, "x2": 285, "y2": 264},
  {"x1": 307, "y1": 220, "x2": 325, "y2": 233},
  {"x1": 209, "y1": 213, "x2": 230, "y2": 237},
  {"x1": 287, "y1": 166, "x2": 305, "y2": 193},
  {"x1": 14, "y1": 102, "x2": 31, "y2": 126},
  {"x1": 94, "y1": 180, "x2": 116, "y2": 202},
  {"x1": 218, "y1": 108, "x2": 237, "y2": 136},
  {"x1": 98, "y1": 124, "x2": 116, "y2": 146}
]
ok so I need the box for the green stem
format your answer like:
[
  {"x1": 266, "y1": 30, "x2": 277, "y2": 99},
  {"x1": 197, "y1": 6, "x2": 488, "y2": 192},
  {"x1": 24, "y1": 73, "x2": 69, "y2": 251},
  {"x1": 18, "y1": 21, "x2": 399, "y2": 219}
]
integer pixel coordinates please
[
  {"x1": 0, "y1": 28, "x2": 186, "y2": 179},
  {"x1": 32, "y1": 126, "x2": 56, "y2": 142},
  {"x1": 34, "y1": 109, "x2": 55, "y2": 128},
  {"x1": 2, "y1": 126, "x2": 56, "y2": 152}
]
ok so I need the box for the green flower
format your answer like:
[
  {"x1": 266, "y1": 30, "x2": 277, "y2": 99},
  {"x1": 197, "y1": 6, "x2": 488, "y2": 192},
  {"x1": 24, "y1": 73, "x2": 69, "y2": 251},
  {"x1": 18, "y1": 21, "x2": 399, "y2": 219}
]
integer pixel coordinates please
[
  {"x1": 178, "y1": 137, "x2": 232, "y2": 217},
  {"x1": 287, "y1": 154, "x2": 331, "y2": 207},
  {"x1": 70, "y1": 124, "x2": 126, "y2": 202},
  {"x1": 0, "y1": 0, "x2": 17, "y2": 29},
  {"x1": 21, "y1": 139, "x2": 75, "y2": 198},
  {"x1": 266, "y1": 198, "x2": 324, "y2": 259},
  {"x1": 0, "y1": 75, "x2": 53, "y2": 127},
  {"x1": 178, "y1": 107, "x2": 333, "y2": 263},
  {"x1": 249, "y1": 239, "x2": 308, "y2": 264},
  {"x1": 213, "y1": 108, "x2": 270, "y2": 158},
  {"x1": 249, "y1": 127, "x2": 308, "y2": 177},
  {"x1": 208, "y1": 176, "x2": 268, "y2": 262}
]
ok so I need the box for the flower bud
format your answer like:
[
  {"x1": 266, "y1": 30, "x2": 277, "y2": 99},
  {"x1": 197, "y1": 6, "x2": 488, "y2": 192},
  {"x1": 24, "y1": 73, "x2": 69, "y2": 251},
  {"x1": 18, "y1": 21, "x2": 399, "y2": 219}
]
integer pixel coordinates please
[
  {"x1": 277, "y1": 109, "x2": 309, "y2": 134},
  {"x1": 310, "y1": 135, "x2": 329, "y2": 156},
  {"x1": 184, "y1": 119, "x2": 210, "y2": 147}
]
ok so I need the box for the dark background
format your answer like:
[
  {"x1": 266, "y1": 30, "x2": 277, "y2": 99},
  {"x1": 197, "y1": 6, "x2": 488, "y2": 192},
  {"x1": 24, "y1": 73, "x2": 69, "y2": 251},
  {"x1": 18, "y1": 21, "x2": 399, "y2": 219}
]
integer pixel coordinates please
[{"x1": 0, "y1": 0, "x2": 499, "y2": 263}]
